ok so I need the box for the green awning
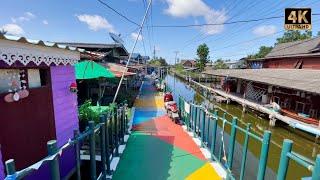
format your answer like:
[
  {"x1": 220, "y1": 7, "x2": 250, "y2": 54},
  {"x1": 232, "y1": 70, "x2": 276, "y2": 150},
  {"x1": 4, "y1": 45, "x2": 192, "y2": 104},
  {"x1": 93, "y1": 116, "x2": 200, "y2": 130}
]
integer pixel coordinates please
[{"x1": 75, "y1": 60, "x2": 115, "y2": 79}]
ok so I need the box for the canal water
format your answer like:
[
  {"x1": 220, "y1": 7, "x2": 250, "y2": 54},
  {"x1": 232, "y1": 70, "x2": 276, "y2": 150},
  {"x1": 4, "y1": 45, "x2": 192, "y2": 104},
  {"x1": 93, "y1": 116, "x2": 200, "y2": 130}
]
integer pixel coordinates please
[{"x1": 165, "y1": 74, "x2": 320, "y2": 180}]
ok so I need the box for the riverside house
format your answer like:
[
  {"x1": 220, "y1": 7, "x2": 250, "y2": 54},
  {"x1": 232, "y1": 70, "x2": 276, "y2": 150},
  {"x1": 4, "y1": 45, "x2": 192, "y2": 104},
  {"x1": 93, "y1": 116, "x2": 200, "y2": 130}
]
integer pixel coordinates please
[
  {"x1": 0, "y1": 34, "x2": 82, "y2": 179},
  {"x1": 204, "y1": 37, "x2": 320, "y2": 127}
]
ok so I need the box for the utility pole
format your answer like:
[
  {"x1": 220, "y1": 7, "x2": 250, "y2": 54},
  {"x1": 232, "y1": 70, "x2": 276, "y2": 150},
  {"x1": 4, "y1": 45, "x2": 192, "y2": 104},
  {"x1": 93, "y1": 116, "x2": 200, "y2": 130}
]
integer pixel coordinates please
[
  {"x1": 153, "y1": 45, "x2": 156, "y2": 60},
  {"x1": 174, "y1": 51, "x2": 179, "y2": 65}
]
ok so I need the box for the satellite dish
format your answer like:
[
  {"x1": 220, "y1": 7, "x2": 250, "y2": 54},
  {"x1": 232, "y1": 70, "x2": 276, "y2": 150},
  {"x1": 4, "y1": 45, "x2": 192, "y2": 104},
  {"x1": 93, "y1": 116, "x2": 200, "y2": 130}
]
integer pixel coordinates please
[{"x1": 109, "y1": 32, "x2": 124, "y2": 44}]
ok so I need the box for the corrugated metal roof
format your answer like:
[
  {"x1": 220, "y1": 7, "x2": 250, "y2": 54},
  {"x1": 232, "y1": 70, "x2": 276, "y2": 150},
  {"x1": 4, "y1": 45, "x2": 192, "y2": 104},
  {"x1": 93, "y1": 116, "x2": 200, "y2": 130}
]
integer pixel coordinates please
[
  {"x1": 56, "y1": 42, "x2": 128, "y2": 55},
  {"x1": 0, "y1": 34, "x2": 85, "y2": 52},
  {"x1": 264, "y1": 36, "x2": 320, "y2": 59},
  {"x1": 203, "y1": 68, "x2": 320, "y2": 94}
]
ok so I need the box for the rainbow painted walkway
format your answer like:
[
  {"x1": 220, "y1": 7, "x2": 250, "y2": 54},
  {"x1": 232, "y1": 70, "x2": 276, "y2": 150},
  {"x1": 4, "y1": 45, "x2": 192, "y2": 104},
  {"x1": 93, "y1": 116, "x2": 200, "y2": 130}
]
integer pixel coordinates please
[{"x1": 112, "y1": 80, "x2": 221, "y2": 180}]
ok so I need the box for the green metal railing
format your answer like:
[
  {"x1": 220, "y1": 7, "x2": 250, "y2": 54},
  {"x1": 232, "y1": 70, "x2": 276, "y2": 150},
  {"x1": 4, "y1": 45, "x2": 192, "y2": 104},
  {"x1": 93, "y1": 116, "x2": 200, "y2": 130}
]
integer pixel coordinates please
[
  {"x1": 4, "y1": 103, "x2": 129, "y2": 180},
  {"x1": 178, "y1": 96, "x2": 320, "y2": 180}
]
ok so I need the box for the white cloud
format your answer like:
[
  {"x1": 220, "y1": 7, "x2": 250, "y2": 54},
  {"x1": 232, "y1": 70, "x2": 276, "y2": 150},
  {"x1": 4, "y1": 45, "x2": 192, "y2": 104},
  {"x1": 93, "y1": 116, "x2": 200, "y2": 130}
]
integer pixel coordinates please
[
  {"x1": 25, "y1": 12, "x2": 36, "y2": 18},
  {"x1": 164, "y1": 0, "x2": 227, "y2": 35},
  {"x1": 164, "y1": 0, "x2": 210, "y2": 17},
  {"x1": 131, "y1": 32, "x2": 143, "y2": 41},
  {"x1": 1, "y1": 24, "x2": 24, "y2": 35},
  {"x1": 42, "y1": 20, "x2": 48, "y2": 25},
  {"x1": 76, "y1": 14, "x2": 115, "y2": 32},
  {"x1": 11, "y1": 12, "x2": 36, "y2": 23},
  {"x1": 253, "y1": 25, "x2": 277, "y2": 37}
]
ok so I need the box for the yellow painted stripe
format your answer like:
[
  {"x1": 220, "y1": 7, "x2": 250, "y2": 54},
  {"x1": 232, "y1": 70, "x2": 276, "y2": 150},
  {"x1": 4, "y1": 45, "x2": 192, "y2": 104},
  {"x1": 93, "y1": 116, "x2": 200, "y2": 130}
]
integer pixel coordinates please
[
  {"x1": 134, "y1": 96, "x2": 164, "y2": 108},
  {"x1": 186, "y1": 162, "x2": 221, "y2": 180}
]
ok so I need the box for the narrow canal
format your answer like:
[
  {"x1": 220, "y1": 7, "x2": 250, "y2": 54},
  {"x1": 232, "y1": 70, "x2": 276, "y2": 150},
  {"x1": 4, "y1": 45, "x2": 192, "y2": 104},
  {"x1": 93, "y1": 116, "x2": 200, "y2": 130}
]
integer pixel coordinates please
[{"x1": 165, "y1": 74, "x2": 320, "y2": 180}]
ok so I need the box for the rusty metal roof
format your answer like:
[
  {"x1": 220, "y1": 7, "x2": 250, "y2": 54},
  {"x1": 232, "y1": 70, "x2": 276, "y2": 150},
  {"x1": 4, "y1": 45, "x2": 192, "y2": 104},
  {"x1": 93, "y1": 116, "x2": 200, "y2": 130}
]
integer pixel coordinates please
[{"x1": 203, "y1": 68, "x2": 320, "y2": 94}]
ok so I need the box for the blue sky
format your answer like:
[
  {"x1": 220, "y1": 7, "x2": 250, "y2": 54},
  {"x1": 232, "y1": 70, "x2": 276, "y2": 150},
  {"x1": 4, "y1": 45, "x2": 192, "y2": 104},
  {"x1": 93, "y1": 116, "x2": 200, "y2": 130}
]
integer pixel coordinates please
[{"x1": 0, "y1": 0, "x2": 319, "y2": 64}]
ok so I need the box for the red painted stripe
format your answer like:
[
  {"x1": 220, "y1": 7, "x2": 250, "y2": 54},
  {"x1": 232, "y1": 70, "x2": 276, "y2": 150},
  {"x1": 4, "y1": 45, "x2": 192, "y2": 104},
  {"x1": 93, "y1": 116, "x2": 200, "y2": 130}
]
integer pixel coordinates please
[{"x1": 132, "y1": 115, "x2": 206, "y2": 160}]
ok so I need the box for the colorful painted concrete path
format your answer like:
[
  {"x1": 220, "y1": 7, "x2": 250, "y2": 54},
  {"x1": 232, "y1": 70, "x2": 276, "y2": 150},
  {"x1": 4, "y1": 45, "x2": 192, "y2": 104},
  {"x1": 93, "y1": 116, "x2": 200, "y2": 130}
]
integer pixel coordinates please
[{"x1": 113, "y1": 80, "x2": 221, "y2": 180}]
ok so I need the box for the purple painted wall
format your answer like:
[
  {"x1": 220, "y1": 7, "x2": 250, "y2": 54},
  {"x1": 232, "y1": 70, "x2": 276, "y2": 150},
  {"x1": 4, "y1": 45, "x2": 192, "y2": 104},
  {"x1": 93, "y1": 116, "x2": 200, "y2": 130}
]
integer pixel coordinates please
[
  {"x1": 0, "y1": 148, "x2": 4, "y2": 180},
  {"x1": 50, "y1": 65, "x2": 79, "y2": 178},
  {"x1": 50, "y1": 66, "x2": 79, "y2": 147}
]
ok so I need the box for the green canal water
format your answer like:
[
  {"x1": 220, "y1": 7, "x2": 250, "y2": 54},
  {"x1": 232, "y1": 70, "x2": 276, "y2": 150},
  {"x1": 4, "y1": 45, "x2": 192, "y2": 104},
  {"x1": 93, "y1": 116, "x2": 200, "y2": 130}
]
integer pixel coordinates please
[{"x1": 165, "y1": 74, "x2": 320, "y2": 180}]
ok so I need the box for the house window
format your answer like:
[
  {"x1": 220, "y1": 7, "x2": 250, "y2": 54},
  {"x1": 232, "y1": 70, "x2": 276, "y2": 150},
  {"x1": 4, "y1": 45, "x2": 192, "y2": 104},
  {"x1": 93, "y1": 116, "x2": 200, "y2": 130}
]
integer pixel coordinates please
[
  {"x1": 273, "y1": 96, "x2": 280, "y2": 104},
  {"x1": 295, "y1": 101, "x2": 305, "y2": 113},
  {"x1": 0, "y1": 69, "x2": 25, "y2": 94},
  {"x1": 28, "y1": 69, "x2": 48, "y2": 88}
]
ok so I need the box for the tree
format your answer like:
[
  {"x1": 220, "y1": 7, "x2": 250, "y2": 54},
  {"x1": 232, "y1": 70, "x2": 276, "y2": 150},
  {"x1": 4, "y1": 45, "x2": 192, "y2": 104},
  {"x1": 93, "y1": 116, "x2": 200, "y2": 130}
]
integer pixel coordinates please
[
  {"x1": 247, "y1": 46, "x2": 273, "y2": 59},
  {"x1": 148, "y1": 57, "x2": 168, "y2": 66},
  {"x1": 317, "y1": 31, "x2": 320, "y2": 37},
  {"x1": 0, "y1": 29, "x2": 7, "y2": 35},
  {"x1": 276, "y1": 30, "x2": 312, "y2": 45},
  {"x1": 196, "y1": 43, "x2": 210, "y2": 71},
  {"x1": 213, "y1": 59, "x2": 229, "y2": 69}
]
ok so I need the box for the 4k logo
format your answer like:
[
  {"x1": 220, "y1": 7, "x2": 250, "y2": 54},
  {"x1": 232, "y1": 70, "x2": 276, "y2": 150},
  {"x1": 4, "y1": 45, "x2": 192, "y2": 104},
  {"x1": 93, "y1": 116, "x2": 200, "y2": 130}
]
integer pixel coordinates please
[{"x1": 285, "y1": 8, "x2": 312, "y2": 30}]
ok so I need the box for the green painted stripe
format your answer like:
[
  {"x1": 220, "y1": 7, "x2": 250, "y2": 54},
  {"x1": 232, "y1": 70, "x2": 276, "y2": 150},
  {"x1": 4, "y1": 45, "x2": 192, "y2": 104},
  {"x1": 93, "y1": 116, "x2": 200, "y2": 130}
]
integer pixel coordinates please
[{"x1": 113, "y1": 132, "x2": 206, "y2": 180}]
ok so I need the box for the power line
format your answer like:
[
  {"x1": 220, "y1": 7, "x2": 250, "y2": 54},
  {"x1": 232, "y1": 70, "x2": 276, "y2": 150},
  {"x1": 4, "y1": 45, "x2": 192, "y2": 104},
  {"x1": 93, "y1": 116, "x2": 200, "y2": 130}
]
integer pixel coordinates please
[
  {"x1": 151, "y1": 13, "x2": 320, "y2": 28},
  {"x1": 113, "y1": 0, "x2": 152, "y2": 103},
  {"x1": 185, "y1": 0, "x2": 315, "y2": 50},
  {"x1": 97, "y1": 0, "x2": 140, "y2": 26},
  {"x1": 152, "y1": 15, "x2": 284, "y2": 28},
  {"x1": 205, "y1": 0, "x2": 312, "y2": 47}
]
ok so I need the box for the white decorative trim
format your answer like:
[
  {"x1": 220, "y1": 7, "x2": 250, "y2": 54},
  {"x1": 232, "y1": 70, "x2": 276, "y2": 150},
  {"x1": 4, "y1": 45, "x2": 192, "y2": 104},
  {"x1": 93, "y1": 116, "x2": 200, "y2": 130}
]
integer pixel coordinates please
[{"x1": 0, "y1": 39, "x2": 79, "y2": 66}]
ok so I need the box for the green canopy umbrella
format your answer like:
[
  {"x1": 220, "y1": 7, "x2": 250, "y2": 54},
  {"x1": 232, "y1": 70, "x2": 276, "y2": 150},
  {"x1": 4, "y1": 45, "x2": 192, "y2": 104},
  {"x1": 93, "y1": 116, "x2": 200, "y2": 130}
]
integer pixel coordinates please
[{"x1": 75, "y1": 60, "x2": 115, "y2": 79}]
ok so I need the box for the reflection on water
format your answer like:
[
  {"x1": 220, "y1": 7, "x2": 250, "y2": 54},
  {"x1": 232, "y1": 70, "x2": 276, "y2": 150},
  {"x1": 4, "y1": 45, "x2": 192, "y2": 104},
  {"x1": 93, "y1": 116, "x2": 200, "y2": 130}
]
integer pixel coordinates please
[{"x1": 165, "y1": 74, "x2": 320, "y2": 180}]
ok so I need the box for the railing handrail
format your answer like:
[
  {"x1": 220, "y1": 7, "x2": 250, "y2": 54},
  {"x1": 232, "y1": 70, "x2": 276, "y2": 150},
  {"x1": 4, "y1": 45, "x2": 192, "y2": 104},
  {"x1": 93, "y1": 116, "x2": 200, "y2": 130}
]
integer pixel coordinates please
[
  {"x1": 178, "y1": 95, "x2": 320, "y2": 180},
  {"x1": 4, "y1": 102, "x2": 129, "y2": 180}
]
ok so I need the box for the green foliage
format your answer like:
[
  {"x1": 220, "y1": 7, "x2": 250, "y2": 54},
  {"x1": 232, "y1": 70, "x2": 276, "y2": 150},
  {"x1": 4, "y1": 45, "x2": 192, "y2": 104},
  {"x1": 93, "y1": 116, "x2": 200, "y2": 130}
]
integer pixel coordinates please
[
  {"x1": 247, "y1": 46, "x2": 273, "y2": 59},
  {"x1": 78, "y1": 100, "x2": 100, "y2": 123},
  {"x1": 174, "y1": 63, "x2": 184, "y2": 72},
  {"x1": 148, "y1": 57, "x2": 168, "y2": 66},
  {"x1": 213, "y1": 59, "x2": 229, "y2": 69},
  {"x1": 276, "y1": 30, "x2": 312, "y2": 45},
  {"x1": 194, "y1": 93, "x2": 204, "y2": 104},
  {"x1": 196, "y1": 43, "x2": 210, "y2": 71},
  {"x1": 317, "y1": 31, "x2": 320, "y2": 36}
]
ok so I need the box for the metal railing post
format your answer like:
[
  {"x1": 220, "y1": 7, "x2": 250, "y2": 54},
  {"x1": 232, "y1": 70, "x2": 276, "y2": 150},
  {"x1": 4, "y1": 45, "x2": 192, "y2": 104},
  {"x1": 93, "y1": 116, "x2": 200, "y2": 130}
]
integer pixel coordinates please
[
  {"x1": 218, "y1": 113, "x2": 227, "y2": 161},
  {"x1": 277, "y1": 139, "x2": 293, "y2": 180},
  {"x1": 201, "y1": 108, "x2": 206, "y2": 147},
  {"x1": 206, "y1": 112, "x2": 211, "y2": 144},
  {"x1": 120, "y1": 107, "x2": 125, "y2": 145},
  {"x1": 109, "y1": 111, "x2": 114, "y2": 157},
  {"x1": 100, "y1": 116, "x2": 107, "y2": 180},
  {"x1": 105, "y1": 114, "x2": 111, "y2": 175},
  {"x1": 124, "y1": 104, "x2": 129, "y2": 135},
  {"x1": 312, "y1": 155, "x2": 320, "y2": 180},
  {"x1": 5, "y1": 159, "x2": 16, "y2": 177},
  {"x1": 227, "y1": 117, "x2": 238, "y2": 169},
  {"x1": 88, "y1": 121, "x2": 96, "y2": 180},
  {"x1": 197, "y1": 106, "x2": 201, "y2": 135},
  {"x1": 240, "y1": 123, "x2": 251, "y2": 180},
  {"x1": 73, "y1": 130, "x2": 81, "y2": 180},
  {"x1": 257, "y1": 131, "x2": 271, "y2": 180},
  {"x1": 211, "y1": 110, "x2": 218, "y2": 159},
  {"x1": 178, "y1": 96, "x2": 182, "y2": 116},
  {"x1": 114, "y1": 107, "x2": 119, "y2": 156},
  {"x1": 47, "y1": 140, "x2": 60, "y2": 180},
  {"x1": 194, "y1": 106, "x2": 198, "y2": 137}
]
